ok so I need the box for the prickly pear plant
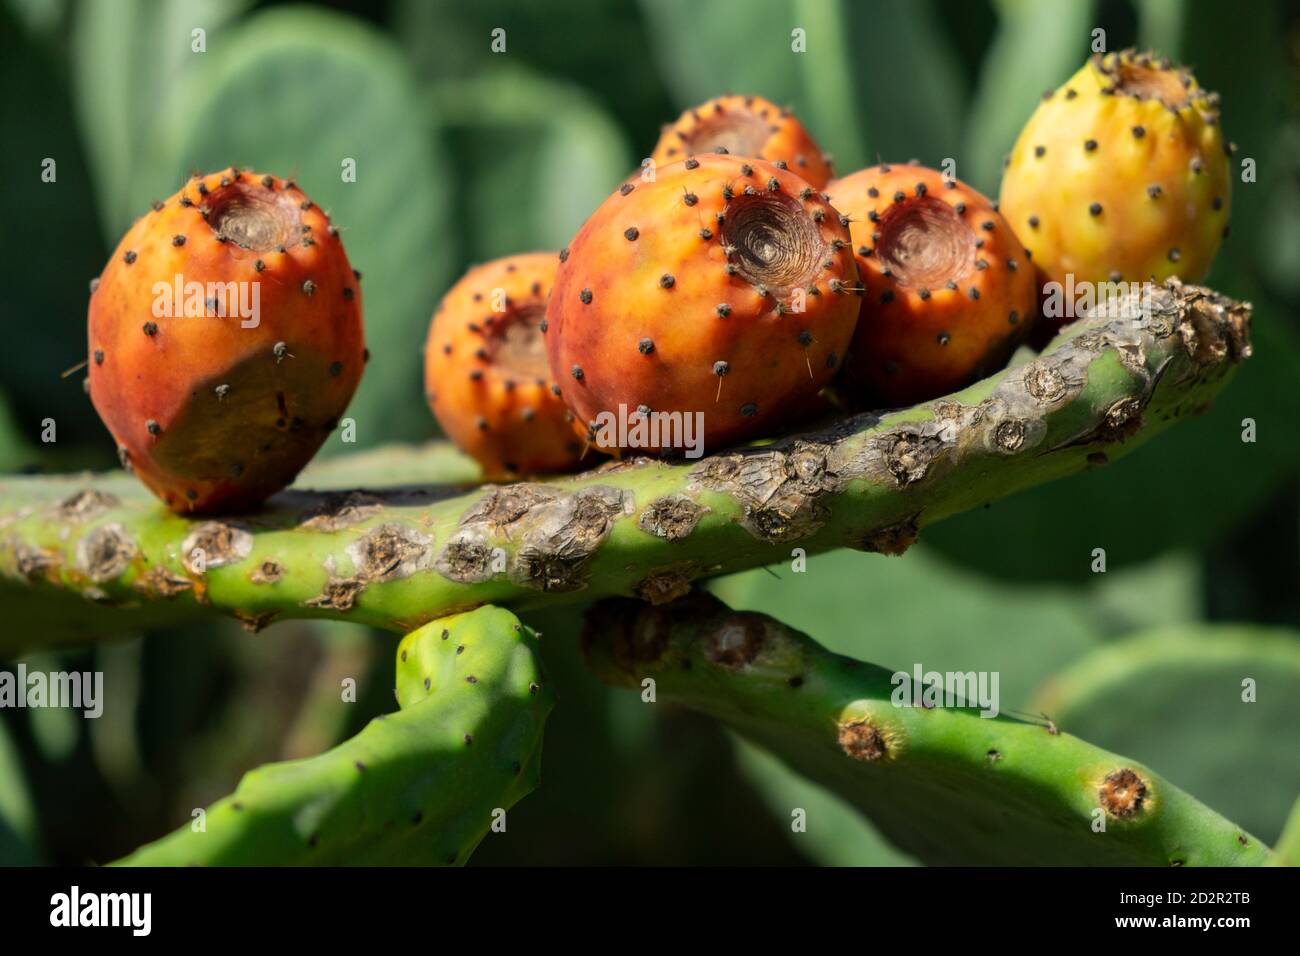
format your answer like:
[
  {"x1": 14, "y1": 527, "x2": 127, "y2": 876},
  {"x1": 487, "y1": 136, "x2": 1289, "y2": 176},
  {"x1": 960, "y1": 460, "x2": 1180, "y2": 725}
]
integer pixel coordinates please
[
  {"x1": 115, "y1": 606, "x2": 553, "y2": 866},
  {"x1": 546, "y1": 152, "x2": 860, "y2": 455},
  {"x1": 0, "y1": 280, "x2": 1250, "y2": 650},
  {"x1": 424, "y1": 253, "x2": 584, "y2": 476},
  {"x1": 828, "y1": 163, "x2": 1038, "y2": 406},
  {"x1": 88, "y1": 169, "x2": 365, "y2": 513},
  {"x1": 650, "y1": 94, "x2": 834, "y2": 189},
  {"x1": 581, "y1": 592, "x2": 1271, "y2": 866},
  {"x1": 1000, "y1": 50, "x2": 1231, "y2": 297}
]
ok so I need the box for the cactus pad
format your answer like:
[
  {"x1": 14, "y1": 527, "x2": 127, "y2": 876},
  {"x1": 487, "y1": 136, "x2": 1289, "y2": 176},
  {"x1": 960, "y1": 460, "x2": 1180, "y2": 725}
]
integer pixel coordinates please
[{"x1": 115, "y1": 605, "x2": 553, "y2": 865}]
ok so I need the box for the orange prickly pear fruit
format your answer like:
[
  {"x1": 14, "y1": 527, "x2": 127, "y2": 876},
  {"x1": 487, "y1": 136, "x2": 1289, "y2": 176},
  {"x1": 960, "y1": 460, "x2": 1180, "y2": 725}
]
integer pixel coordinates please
[
  {"x1": 424, "y1": 253, "x2": 584, "y2": 477},
  {"x1": 1000, "y1": 49, "x2": 1231, "y2": 305},
  {"x1": 829, "y1": 162, "x2": 1037, "y2": 407},
  {"x1": 650, "y1": 94, "x2": 834, "y2": 189},
  {"x1": 87, "y1": 169, "x2": 365, "y2": 514},
  {"x1": 546, "y1": 153, "x2": 860, "y2": 456}
]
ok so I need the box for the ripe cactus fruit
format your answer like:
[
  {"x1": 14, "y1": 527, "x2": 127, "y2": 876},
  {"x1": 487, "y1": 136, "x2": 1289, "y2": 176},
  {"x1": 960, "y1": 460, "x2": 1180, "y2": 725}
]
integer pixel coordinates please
[
  {"x1": 116, "y1": 606, "x2": 554, "y2": 866},
  {"x1": 1000, "y1": 49, "x2": 1231, "y2": 296},
  {"x1": 546, "y1": 153, "x2": 860, "y2": 455},
  {"x1": 829, "y1": 163, "x2": 1037, "y2": 407},
  {"x1": 650, "y1": 94, "x2": 833, "y2": 189},
  {"x1": 583, "y1": 593, "x2": 1270, "y2": 866},
  {"x1": 424, "y1": 253, "x2": 582, "y2": 477},
  {"x1": 87, "y1": 169, "x2": 364, "y2": 514}
]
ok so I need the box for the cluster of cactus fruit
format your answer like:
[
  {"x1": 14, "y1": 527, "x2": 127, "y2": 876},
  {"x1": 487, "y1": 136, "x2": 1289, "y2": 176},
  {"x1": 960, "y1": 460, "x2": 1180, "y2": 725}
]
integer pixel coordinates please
[
  {"x1": 85, "y1": 53, "x2": 1230, "y2": 501},
  {"x1": 19, "y1": 50, "x2": 1287, "y2": 865}
]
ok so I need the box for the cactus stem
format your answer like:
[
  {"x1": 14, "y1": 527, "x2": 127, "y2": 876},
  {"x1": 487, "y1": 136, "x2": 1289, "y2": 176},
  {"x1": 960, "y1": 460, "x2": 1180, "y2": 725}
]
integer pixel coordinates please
[{"x1": 0, "y1": 280, "x2": 1251, "y2": 653}]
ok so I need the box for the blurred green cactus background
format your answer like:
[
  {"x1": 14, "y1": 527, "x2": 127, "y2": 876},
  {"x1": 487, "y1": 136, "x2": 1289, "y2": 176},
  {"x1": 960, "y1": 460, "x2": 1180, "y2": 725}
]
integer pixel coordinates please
[{"x1": 1, "y1": 0, "x2": 1298, "y2": 865}]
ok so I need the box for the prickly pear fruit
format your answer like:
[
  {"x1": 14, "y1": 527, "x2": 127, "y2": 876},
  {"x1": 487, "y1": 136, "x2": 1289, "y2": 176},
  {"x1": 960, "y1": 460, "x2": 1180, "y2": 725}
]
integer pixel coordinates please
[
  {"x1": 546, "y1": 153, "x2": 860, "y2": 455},
  {"x1": 829, "y1": 163, "x2": 1037, "y2": 407},
  {"x1": 87, "y1": 169, "x2": 364, "y2": 514},
  {"x1": 1000, "y1": 49, "x2": 1231, "y2": 297},
  {"x1": 116, "y1": 605, "x2": 554, "y2": 866},
  {"x1": 424, "y1": 253, "x2": 582, "y2": 477},
  {"x1": 650, "y1": 94, "x2": 833, "y2": 189}
]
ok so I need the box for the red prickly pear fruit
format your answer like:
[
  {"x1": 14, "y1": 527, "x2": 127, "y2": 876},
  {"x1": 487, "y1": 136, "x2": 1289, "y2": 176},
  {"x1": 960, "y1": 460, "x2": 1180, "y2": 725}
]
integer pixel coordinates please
[
  {"x1": 1000, "y1": 49, "x2": 1231, "y2": 310},
  {"x1": 650, "y1": 94, "x2": 834, "y2": 189},
  {"x1": 424, "y1": 253, "x2": 584, "y2": 477},
  {"x1": 829, "y1": 163, "x2": 1037, "y2": 407},
  {"x1": 546, "y1": 153, "x2": 860, "y2": 456},
  {"x1": 87, "y1": 169, "x2": 365, "y2": 514}
]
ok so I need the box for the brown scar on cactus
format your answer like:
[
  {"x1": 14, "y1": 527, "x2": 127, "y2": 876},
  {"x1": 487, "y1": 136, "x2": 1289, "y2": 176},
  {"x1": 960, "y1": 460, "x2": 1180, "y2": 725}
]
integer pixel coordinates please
[
  {"x1": 182, "y1": 521, "x2": 254, "y2": 574},
  {"x1": 633, "y1": 561, "x2": 706, "y2": 605},
  {"x1": 347, "y1": 524, "x2": 433, "y2": 583},
  {"x1": 637, "y1": 494, "x2": 709, "y2": 541},
  {"x1": 704, "y1": 612, "x2": 769, "y2": 668},
  {"x1": 838, "y1": 718, "x2": 894, "y2": 763},
  {"x1": 54, "y1": 490, "x2": 119, "y2": 522},
  {"x1": 249, "y1": 560, "x2": 284, "y2": 584},
  {"x1": 76, "y1": 524, "x2": 137, "y2": 583},
  {"x1": 298, "y1": 490, "x2": 388, "y2": 531},
  {"x1": 1099, "y1": 767, "x2": 1151, "y2": 819},
  {"x1": 853, "y1": 514, "x2": 921, "y2": 555}
]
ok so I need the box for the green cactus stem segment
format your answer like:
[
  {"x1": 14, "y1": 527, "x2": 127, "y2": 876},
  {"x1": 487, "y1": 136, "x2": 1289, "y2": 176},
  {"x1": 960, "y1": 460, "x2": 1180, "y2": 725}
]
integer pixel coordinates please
[
  {"x1": 580, "y1": 592, "x2": 1270, "y2": 866},
  {"x1": 114, "y1": 605, "x2": 553, "y2": 866},
  {"x1": 0, "y1": 280, "x2": 1250, "y2": 654}
]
